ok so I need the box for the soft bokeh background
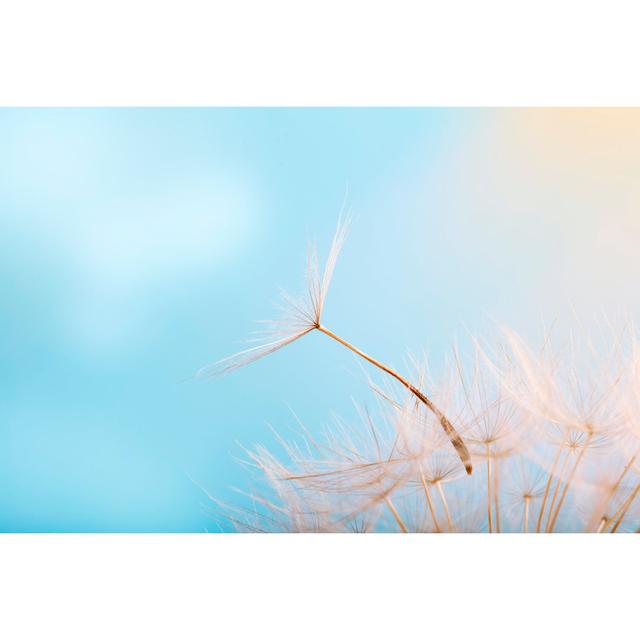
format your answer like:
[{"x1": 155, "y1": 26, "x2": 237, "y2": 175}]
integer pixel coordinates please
[{"x1": 1, "y1": 108, "x2": 639, "y2": 532}]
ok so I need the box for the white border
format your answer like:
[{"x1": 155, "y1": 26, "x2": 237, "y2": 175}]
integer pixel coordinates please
[
  {"x1": 1, "y1": 1, "x2": 639, "y2": 105},
  {"x1": 0, "y1": 534, "x2": 636, "y2": 639}
]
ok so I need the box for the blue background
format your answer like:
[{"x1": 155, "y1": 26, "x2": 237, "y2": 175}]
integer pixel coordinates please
[{"x1": 1, "y1": 108, "x2": 634, "y2": 531}]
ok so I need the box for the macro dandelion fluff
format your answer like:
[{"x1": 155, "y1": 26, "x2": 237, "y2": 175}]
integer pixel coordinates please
[
  {"x1": 200, "y1": 218, "x2": 473, "y2": 475},
  {"x1": 205, "y1": 221, "x2": 640, "y2": 532}
]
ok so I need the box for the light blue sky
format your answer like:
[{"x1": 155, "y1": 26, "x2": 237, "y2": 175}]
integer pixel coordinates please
[{"x1": 1, "y1": 108, "x2": 637, "y2": 531}]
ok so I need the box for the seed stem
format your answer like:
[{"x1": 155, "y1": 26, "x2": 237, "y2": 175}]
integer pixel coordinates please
[
  {"x1": 494, "y1": 457, "x2": 501, "y2": 533},
  {"x1": 596, "y1": 451, "x2": 638, "y2": 532},
  {"x1": 523, "y1": 496, "x2": 530, "y2": 533},
  {"x1": 610, "y1": 479, "x2": 640, "y2": 533},
  {"x1": 436, "y1": 481, "x2": 454, "y2": 532},
  {"x1": 317, "y1": 324, "x2": 472, "y2": 475},
  {"x1": 537, "y1": 444, "x2": 563, "y2": 533},
  {"x1": 486, "y1": 445, "x2": 493, "y2": 533},
  {"x1": 548, "y1": 433, "x2": 593, "y2": 533},
  {"x1": 545, "y1": 449, "x2": 571, "y2": 532},
  {"x1": 419, "y1": 466, "x2": 441, "y2": 533},
  {"x1": 385, "y1": 496, "x2": 408, "y2": 533}
]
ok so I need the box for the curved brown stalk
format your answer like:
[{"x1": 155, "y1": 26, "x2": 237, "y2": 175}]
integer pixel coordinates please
[{"x1": 317, "y1": 324, "x2": 472, "y2": 475}]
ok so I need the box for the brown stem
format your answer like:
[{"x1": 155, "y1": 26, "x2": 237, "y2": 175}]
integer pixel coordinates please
[
  {"x1": 317, "y1": 324, "x2": 472, "y2": 475},
  {"x1": 536, "y1": 444, "x2": 563, "y2": 533},
  {"x1": 545, "y1": 450, "x2": 570, "y2": 533},
  {"x1": 436, "y1": 481, "x2": 454, "y2": 532},
  {"x1": 494, "y1": 457, "x2": 501, "y2": 533},
  {"x1": 523, "y1": 496, "x2": 530, "y2": 533},
  {"x1": 610, "y1": 480, "x2": 640, "y2": 533},
  {"x1": 385, "y1": 496, "x2": 408, "y2": 533},
  {"x1": 548, "y1": 433, "x2": 593, "y2": 533},
  {"x1": 594, "y1": 451, "x2": 638, "y2": 532},
  {"x1": 419, "y1": 466, "x2": 441, "y2": 533},
  {"x1": 606, "y1": 490, "x2": 631, "y2": 532},
  {"x1": 486, "y1": 445, "x2": 493, "y2": 533}
]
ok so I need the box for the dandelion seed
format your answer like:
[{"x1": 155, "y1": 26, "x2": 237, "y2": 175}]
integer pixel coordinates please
[{"x1": 201, "y1": 217, "x2": 472, "y2": 474}]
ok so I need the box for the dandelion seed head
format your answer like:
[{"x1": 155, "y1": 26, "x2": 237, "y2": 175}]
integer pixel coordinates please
[{"x1": 215, "y1": 323, "x2": 640, "y2": 533}]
